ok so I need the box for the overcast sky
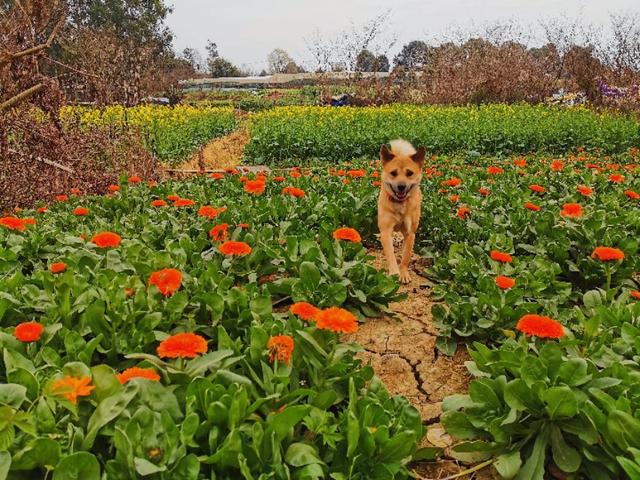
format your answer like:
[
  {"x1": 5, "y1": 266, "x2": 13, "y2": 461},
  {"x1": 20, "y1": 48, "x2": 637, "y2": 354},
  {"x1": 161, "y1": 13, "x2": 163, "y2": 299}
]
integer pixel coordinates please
[{"x1": 166, "y1": 0, "x2": 639, "y2": 72}]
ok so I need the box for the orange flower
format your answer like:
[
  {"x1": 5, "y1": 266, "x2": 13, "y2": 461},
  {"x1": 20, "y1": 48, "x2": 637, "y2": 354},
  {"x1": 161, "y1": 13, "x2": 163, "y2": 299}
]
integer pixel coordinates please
[
  {"x1": 591, "y1": 246, "x2": 624, "y2": 261},
  {"x1": 157, "y1": 332, "x2": 208, "y2": 358},
  {"x1": 490, "y1": 250, "x2": 513, "y2": 263},
  {"x1": 315, "y1": 307, "x2": 358, "y2": 334},
  {"x1": 343, "y1": 178, "x2": 350, "y2": 185},
  {"x1": 151, "y1": 199, "x2": 167, "y2": 207},
  {"x1": 625, "y1": 190, "x2": 640, "y2": 200},
  {"x1": 333, "y1": 227, "x2": 361, "y2": 243},
  {"x1": 73, "y1": 207, "x2": 89, "y2": 216},
  {"x1": 348, "y1": 169, "x2": 366, "y2": 178},
  {"x1": 516, "y1": 314, "x2": 565, "y2": 339},
  {"x1": 55, "y1": 194, "x2": 69, "y2": 202},
  {"x1": 441, "y1": 177, "x2": 461, "y2": 187},
  {"x1": 524, "y1": 202, "x2": 541, "y2": 212},
  {"x1": 577, "y1": 185, "x2": 593, "y2": 197},
  {"x1": 107, "y1": 185, "x2": 120, "y2": 193},
  {"x1": 372, "y1": 181, "x2": 382, "y2": 187},
  {"x1": 630, "y1": 290, "x2": 640, "y2": 300},
  {"x1": 370, "y1": 171, "x2": 380, "y2": 178},
  {"x1": 244, "y1": 179, "x2": 266, "y2": 195},
  {"x1": 456, "y1": 206, "x2": 470, "y2": 219},
  {"x1": 128, "y1": 175, "x2": 142, "y2": 184},
  {"x1": 560, "y1": 203, "x2": 583, "y2": 218},
  {"x1": 282, "y1": 186, "x2": 305, "y2": 197},
  {"x1": 148, "y1": 268, "x2": 182, "y2": 297},
  {"x1": 273, "y1": 176, "x2": 286, "y2": 182},
  {"x1": 147, "y1": 180, "x2": 158, "y2": 188},
  {"x1": 50, "y1": 262, "x2": 66, "y2": 273},
  {"x1": 198, "y1": 205, "x2": 222, "y2": 219},
  {"x1": 70, "y1": 188, "x2": 81, "y2": 195},
  {"x1": 22, "y1": 217, "x2": 35, "y2": 226},
  {"x1": 209, "y1": 172, "x2": 224, "y2": 180},
  {"x1": 166, "y1": 194, "x2": 180, "y2": 201},
  {"x1": 117, "y1": 367, "x2": 160, "y2": 384},
  {"x1": 449, "y1": 194, "x2": 459, "y2": 203},
  {"x1": 0, "y1": 216, "x2": 25, "y2": 231},
  {"x1": 550, "y1": 160, "x2": 564, "y2": 171},
  {"x1": 267, "y1": 335, "x2": 294, "y2": 364},
  {"x1": 209, "y1": 223, "x2": 229, "y2": 242},
  {"x1": 495, "y1": 275, "x2": 516, "y2": 289},
  {"x1": 37, "y1": 206, "x2": 48, "y2": 214},
  {"x1": 609, "y1": 174, "x2": 624, "y2": 183},
  {"x1": 14, "y1": 321, "x2": 44, "y2": 342},
  {"x1": 529, "y1": 184, "x2": 545, "y2": 193},
  {"x1": 91, "y1": 231, "x2": 121, "y2": 248},
  {"x1": 219, "y1": 241, "x2": 252, "y2": 256},
  {"x1": 479, "y1": 188, "x2": 490, "y2": 196},
  {"x1": 514, "y1": 158, "x2": 527, "y2": 167},
  {"x1": 290, "y1": 171, "x2": 302, "y2": 178},
  {"x1": 125, "y1": 288, "x2": 135, "y2": 297},
  {"x1": 173, "y1": 198, "x2": 195, "y2": 207},
  {"x1": 290, "y1": 302, "x2": 320, "y2": 321},
  {"x1": 487, "y1": 166, "x2": 504, "y2": 175},
  {"x1": 237, "y1": 223, "x2": 249, "y2": 229},
  {"x1": 52, "y1": 375, "x2": 95, "y2": 404}
]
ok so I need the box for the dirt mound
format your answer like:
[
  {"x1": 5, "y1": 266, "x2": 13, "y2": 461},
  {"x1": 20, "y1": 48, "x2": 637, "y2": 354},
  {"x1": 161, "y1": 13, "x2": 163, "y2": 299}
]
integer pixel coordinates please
[{"x1": 179, "y1": 127, "x2": 249, "y2": 171}]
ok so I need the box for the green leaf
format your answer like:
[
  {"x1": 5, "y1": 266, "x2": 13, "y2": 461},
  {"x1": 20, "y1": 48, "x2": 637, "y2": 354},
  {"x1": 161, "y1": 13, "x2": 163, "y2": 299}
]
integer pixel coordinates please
[
  {"x1": 607, "y1": 410, "x2": 640, "y2": 452},
  {"x1": 53, "y1": 452, "x2": 101, "y2": 480},
  {"x1": 556, "y1": 358, "x2": 590, "y2": 387},
  {"x1": 0, "y1": 384, "x2": 27, "y2": 409},
  {"x1": 0, "y1": 452, "x2": 10, "y2": 480},
  {"x1": 285, "y1": 443, "x2": 323, "y2": 467},
  {"x1": 267, "y1": 405, "x2": 311, "y2": 441},
  {"x1": 494, "y1": 450, "x2": 521, "y2": 479},
  {"x1": 12, "y1": 437, "x2": 60, "y2": 470},
  {"x1": 515, "y1": 427, "x2": 549, "y2": 480},
  {"x1": 83, "y1": 382, "x2": 139, "y2": 449},
  {"x1": 550, "y1": 426, "x2": 581, "y2": 473},
  {"x1": 300, "y1": 262, "x2": 321, "y2": 289},
  {"x1": 543, "y1": 386, "x2": 578, "y2": 420}
]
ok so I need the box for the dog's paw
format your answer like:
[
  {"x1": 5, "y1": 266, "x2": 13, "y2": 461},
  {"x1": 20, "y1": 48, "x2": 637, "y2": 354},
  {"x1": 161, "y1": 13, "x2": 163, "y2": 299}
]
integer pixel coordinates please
[
  {"x1": 388, "y1": 265, "x2": 400, "y2": 278},
  {"x1": 399, "y1": 269, "x2": 411, "y2": 284}
]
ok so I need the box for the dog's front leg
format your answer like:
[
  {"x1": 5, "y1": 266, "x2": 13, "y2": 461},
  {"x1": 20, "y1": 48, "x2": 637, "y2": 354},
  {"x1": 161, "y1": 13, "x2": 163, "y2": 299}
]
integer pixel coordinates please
[
  {"x1": 380, "y1": 228, "x2": 399, "y2": 277},
  {"x1": 399, "y1": 231, "x2": 415, "y2": 284}
]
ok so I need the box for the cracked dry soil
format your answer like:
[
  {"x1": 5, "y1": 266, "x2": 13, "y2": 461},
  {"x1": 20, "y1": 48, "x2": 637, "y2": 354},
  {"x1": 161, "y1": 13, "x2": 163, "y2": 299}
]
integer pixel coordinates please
[{"x1": 344, "y1": 247, "x2": 496, "y2": 479}]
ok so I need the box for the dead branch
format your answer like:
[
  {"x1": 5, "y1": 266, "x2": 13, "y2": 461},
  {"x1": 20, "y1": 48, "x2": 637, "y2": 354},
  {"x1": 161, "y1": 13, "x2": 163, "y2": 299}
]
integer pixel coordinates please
[{"x1": 0, "y1": 83, "x2": 45, "y2": 111}]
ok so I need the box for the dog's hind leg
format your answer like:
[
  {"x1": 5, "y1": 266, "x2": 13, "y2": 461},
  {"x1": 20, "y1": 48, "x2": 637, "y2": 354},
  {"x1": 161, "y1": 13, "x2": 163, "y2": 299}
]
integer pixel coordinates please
[
  {"x1": 380, "y1": 228, "x2": 399, "y2": 277},
  {"x1": 399, "y1": 231, "x2": 415, "y2": 284}
]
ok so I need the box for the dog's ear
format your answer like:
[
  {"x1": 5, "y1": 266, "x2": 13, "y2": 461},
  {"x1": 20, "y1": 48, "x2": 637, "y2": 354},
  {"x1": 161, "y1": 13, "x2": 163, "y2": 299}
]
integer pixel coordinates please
[
  {"x1": 380, "y1": 144, "x2": 394, "y2": 163},
  {"x1": 411, "y1": 146, "x2": 426, "y2": 166}
]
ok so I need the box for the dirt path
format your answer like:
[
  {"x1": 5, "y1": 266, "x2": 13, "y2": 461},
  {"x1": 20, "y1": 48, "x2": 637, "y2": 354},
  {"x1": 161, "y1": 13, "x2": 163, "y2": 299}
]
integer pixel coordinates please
[{"x1": 346, "y1": 247, "x2": 496, "y2": 479}]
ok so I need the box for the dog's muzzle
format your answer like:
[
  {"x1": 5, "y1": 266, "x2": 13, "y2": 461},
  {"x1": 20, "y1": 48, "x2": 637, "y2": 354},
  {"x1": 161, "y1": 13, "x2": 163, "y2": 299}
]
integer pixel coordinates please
[{"x1": 387, "y1": 182, "x2": 414, "y2": 201}]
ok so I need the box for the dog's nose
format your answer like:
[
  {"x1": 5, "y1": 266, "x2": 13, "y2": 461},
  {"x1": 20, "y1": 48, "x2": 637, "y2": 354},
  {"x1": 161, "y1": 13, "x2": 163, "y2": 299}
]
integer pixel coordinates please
[{"x1": 397, "y1": 183, "x2": 406, "y2": 192}]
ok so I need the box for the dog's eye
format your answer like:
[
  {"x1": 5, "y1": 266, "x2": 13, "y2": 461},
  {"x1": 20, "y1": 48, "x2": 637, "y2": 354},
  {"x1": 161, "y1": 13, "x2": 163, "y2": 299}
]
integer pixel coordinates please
[
  {"x1": 406, "y1": 170, "x2": 414, "y2": 177},
  {"x1": 390, "y1": 170, "x2": 398, "y2": 177}
]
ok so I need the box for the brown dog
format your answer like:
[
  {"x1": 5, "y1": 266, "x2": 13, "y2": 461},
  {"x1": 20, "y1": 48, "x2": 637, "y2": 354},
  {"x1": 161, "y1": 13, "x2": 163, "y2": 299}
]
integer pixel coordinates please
[{"x1": 377, "y1": 139, "x2": 425, "y2": 283}]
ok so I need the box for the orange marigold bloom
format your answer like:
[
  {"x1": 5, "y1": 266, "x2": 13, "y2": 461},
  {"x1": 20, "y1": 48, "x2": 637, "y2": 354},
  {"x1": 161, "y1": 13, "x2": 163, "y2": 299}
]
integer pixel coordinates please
[
  {"x1": 70, "y1": 188, "x2": 81, "y2": 195},
  {"x1": 525, "y1": 202, "x2": 541, "y2": 212},
  {"x1": 0, "y1": 216, "x2": 25, "y2": 231},
  {"x1": 267, "y1": 335, "x2": 294, "y2": 364},
  {"x1": 73, "y1": 207, "x2": 89, "y2": 216},
  {"x1": 372, "y1": 181, "x2": 382, "y2": 187},
  {"x1": 370, "y1": 171, "x2": 380, "y2": 178},
  {"x1": 219, "y1": 241, "x2": 252, "y2": 256},
  {"x1": 630, "y1": 290, "x2": 640, "y2": 300},
  {"x1": 495, "y1": 275, "x2": 516, "y2": 290},
  {"x1": 490, "y1": 250, "x2": 513, "y2": 263},
  {"x1": 50, "y1": 262, "x2": 66, "y2": 273},
  {"x1": 282, "y1": 186, "x2": 305, "y2": 197},
  {"x1": 128, "y1": 175, "x2": 142, "y2": 184},
  {"x1": 209, "y1": 223, "x2": 229, "y2": 242},
  {"x1": 290, "y1": 302, "x2": 320, "y2": 321},
  {"x1": 561, "y1": 203, "x2": 583, "y2": 218},
  {"x1": 449, "y1": 194, "x2": 459, "y2": 203},
  {"x1": 487, "y1": 166, "x2": 504, "y2": 175},
  {"x1": 117, "y1": 367, "x2": 160, "y2": 384},
  {"x1": 148, "y1": 268, "x2": 183, "y2": 297},
  {"x1": 55, "y1": 194, "x2": 69, "y2": 202},
  {"x1": 209, "y1": 172, "x2": 224, "y2": 180},
  {"x1": 591, "y1": 246, "x2": 625, "y2": 261},
  {"x1": 22, "y1": 217, "x2": 35, "y2": 226},
  {"x1": 514, "y1": 158, "x2": 527, "y2": 167},
  {"x1": 529, "y1": 184, "x2": 545, "y2": 193},
  {"x1": 479, "y1": 188, "x2": 490, "y2": 196},
  {"x1": 52, "y1": 375, "x2": 95, "y2": 404},
  {"x1": 151, "y1": 199, "x2": 167, "y2": 207},
  {"x1": 315, "y1": 307, "x2": 358, "y2": 334},
  {"x1": 157, "y1": 332, "x2": 208, "y2": 358},
  {"x1": 173, "y1": 198, "x2": 195, "y2": 207},
  {"x1": 348, "y1": 169, "x2": 366, "y2": 178},
  {"x1": 609, "y1": 174, "x2": 624, "y2": 183},
  {"x1": 343, "y1": 178, "x2": 350, "y2": 185},
  {"x1": 14, "y1": 321, "x2": 44, "y2": 342},
  {"x1": 290, "y1": 171, "x2": 302, "y2": 178},
  {"x1": 91, "y1": 231, "x2": 121, "y2": 248},
  {"x1": 550, "y1": 160, "x2": 564, "y2": 171},
  {"x1": 244, "y1": 179, "x2": 266, "y2": 195},
  {"x1": 441, "y1": 177, "x2": 462, "y2": 187},
  {"x1": 107, "y1": 185, "x2": 120, "y2": 193},
  {"x1": 237, "y1": 223, "x2": 249, "y2": 229},
  {"x1": 516, "y1": 314, "x2": 565, "y2": 339},
  {"x1": 37, "y1": 206, "x2": 48, "y2": 214},
  {"x1": 273, "y1": 176, "x2": 286, "y2": 182},
  {"x1": 456, "y1": 206, "x2": 471, "y2": 219},
  {"x1": 333, "y1": 227, "x2": 361, "y2": 243},
  {"x1": 166, "y1": 194, "x2": 180, "y2": 201},
  {"x1": 147, "y1": 180, "x2": 158, "y2": 188},
  {"x1": 625, "y1": 190, "x2": 640, "y2": 200},
  {"x1": 198, "y1": 205, "x2": 222, "y2": 219},
  {"x1": 577, "y1": 185, "x2": 593, "y2": 197}
]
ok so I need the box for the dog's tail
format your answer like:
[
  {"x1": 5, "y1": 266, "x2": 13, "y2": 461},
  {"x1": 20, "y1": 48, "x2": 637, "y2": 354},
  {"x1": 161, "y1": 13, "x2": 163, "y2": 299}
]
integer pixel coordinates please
[{"x1": 389, "y1": 139, "x2": 416, "y2": 157}]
